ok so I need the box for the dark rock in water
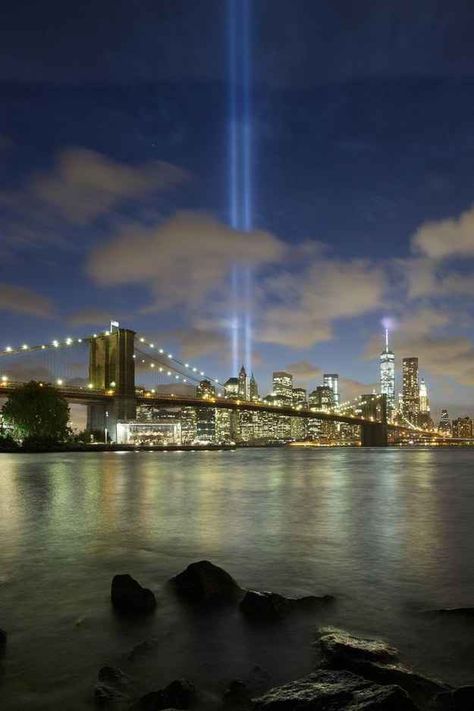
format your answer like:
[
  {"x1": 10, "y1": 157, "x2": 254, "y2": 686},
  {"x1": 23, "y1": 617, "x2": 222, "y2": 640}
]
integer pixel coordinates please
[
  {"x1": 240, "y1": 590, "x2": 332, "y2": 621},
  {"x1": 252, "y1": 669, "x2": 417, "y2": 710},
  {"x1": 137, "y1": 678, "x2": 196, "y2": 710},
  {"x1": 94, "y1": 682, "x2": 128, "y2": 707},
  {"x1": 424, "y1": 607, "x2": 474, "y2": 618},
  {"x1": 127, "y1": 637, "x2": 159, "y2": 661},
  {"x1": 223, "y1": 679, "x2": 251, "y2": 707},
  {"x1": 98, "y1": 666, "x2": 130, "y2": 689},
  {"x1": 94, "y1": 666, "x2": 131, "y2": 707},
  {"x1": 318, "y1": 627, "x2": 450, "y2": 706},
  {"x1": 0, "y1": 627, "x2": 6, "y2": 650},
  {"x1": 170, "y1": 560, "x2": 242, "y2": 604},
  {"x1": 432, "y1": 685, "x2": 474, "y2": 710},
  {"x1": 318, "y1": 627, "x2": 399, "y2": 665},
  {"x1": 111, "y1": 574, "x2": 156, "y2": 615}
]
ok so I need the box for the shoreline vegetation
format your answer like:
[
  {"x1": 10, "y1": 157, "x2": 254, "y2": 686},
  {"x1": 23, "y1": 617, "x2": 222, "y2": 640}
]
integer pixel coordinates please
[{"x1": 2, "y1": 560, "x2": 471, "y2": 710}]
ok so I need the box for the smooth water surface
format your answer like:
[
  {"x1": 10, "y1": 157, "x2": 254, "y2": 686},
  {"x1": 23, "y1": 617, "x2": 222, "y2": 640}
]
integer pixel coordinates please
[{"x1": 0, "y1": 448, "x2": 473, "y2": 709}]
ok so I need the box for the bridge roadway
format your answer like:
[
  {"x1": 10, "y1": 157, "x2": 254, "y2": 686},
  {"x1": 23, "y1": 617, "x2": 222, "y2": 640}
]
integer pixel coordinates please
[{"x1": 0, "y1": 383, "x2": 438, "y2": 441}]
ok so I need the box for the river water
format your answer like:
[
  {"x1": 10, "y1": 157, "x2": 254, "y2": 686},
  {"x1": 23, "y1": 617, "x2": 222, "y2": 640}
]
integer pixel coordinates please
[{"x1": 0, "y1": 448, "x2": 473, "y2": 709}]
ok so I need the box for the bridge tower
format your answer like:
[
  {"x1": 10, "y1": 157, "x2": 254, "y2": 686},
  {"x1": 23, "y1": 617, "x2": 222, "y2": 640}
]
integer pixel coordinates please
[
  {"x1": 360, "y1": 394, "x2": 388, "y2": 447},
  {"x1": 87, "y1": 326, "x2": 136, "y2": 440}
]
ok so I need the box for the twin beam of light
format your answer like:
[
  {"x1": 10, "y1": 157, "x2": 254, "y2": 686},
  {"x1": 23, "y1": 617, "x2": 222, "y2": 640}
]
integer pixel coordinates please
[{"x1": 228, "y1": 0, "x2": 253, "y2": 375}]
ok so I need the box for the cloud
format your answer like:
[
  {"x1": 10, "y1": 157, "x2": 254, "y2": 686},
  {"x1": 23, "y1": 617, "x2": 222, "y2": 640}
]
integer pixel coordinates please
[
  {"x1": 68, "y1": 308, "x2": 116, "y2": 328},
  {"x1": 88, "y1": 211, "x2": 286, "y2": 309},
  {"x1": 0, "y1": 283, "x2": 54, "y2": 318},
  {"x1": 29, "y1": 148, "x2": 188, "y2": 223},
  {"x1": 285, "y1": 361, "x2": 323, "y2": 383},
  {"x1": 259, "y1": 259, "x2": 385, "y2": 347},
  {"x1": 0, "y1": 147, "x2": 189, "y2": 250},
  {"x1": 412, "y1": 205, "x2": 474, "y2": 259}
]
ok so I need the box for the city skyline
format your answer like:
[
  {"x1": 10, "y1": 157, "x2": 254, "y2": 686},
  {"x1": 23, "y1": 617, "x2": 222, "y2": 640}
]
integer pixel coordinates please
[{"x1": 1, "y1": 1, "x2": 474, "y2": 418}]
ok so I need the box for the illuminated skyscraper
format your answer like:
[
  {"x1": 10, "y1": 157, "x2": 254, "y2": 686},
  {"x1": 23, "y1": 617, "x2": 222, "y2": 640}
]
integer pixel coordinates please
[
  {"x1": 380, "y1": 329, "x2": 395, "y2": 420},
  {"x1": 438, "y1": 409, "x2": 451, "y2": 436},
  {"x1": 249, "y1": 372, "x2": 259, "y2": 400},
  {"x1": 197, "y1": 379, "x2": 216, "y2": 399},
  {"x1": 238, "y1": 365, "x2": 248, "y2": 399},
  {"x1": 419, "y1": 378, "x2": 429, "y2": 412},
  {"x1": 323, "y1": 374, "x2": 339, "y2": 406},
  {"x1": 402, "y1": 357, "x2": 420, "y2": 425},
  {"x1": 272, "y1": 371, "x2": 293, "y2": 403}
]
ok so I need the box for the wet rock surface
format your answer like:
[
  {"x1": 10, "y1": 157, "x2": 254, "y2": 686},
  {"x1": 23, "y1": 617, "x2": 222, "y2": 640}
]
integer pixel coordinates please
[
  {"x1": 170, "y1": 560, "x2": 242, "y2": 604},
  {"x1": 111, "y1": 574, "x2": 156, "y2": 615},
  {"x1": 423, "y1": 607, "x2": 474, "y2": 618},
  {"x1": 432, "y1": 686, "x2": 474, "y2": 710},
  {"x1": 0, "y1": 627, "x2": 6, "y2": 650},
  {"x1": 240, "y1": 590, "x2": 333, "y2": 621},
  {"x1": 137, "y1": 678, "x2": 196, "y2": 710},
  {"x1": 317, "y1": 627, "x2": 450, "y2": 708},
  {"x1": 94, "y1": 666, "x2": 131, "y2": 707},
  {"x1": 252, "y1": 669, "x2": 417, "y2": 710}
]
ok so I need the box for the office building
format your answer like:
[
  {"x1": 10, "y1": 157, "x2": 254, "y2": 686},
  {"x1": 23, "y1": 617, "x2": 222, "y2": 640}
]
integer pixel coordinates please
[
  {"x1": 402, "y1": 357, "x2": 419, "y2": 425},
  {"x1": 323, "y1": 374, "x2": 339, "y2": 406},
  {"x1": 380, "y1": 329, "x2": 395, "y2": 420}
]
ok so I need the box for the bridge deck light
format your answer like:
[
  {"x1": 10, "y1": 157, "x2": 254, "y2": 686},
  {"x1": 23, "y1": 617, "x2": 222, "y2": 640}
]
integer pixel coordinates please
[
  {"x1": 159, "y1": 348, "x2": 164, "y2": 354},
  {"x1": 1, "y1": 375, "x2": 8, "y2": 382},
  {"x1": 150, "y1": 343, "x2": 154, "y2": 348},
  {"x1": 139, "y1": 337, "x2": 145, "y2": 342},
  {"x1": 150, "y1": 363, "x2": 155, "y2": 368},
  {"x1": 22, "y1": 344, "x2": 28, "y2": 350},
  {"x1": 66, "y1": 338, "x2": 73, "y2": 344},
  {"x1": 192, "y1": 367, "x2": 197, "y2": 372},
  {"x1": 168, "y1": 353, "x2": 173, "y2": 358},
  {"x1": 56, "y1": 379, "x2": 63, "y2": 386},
  {"x1": 88, "y1": 383, "x2": 93, "y2": 389}
]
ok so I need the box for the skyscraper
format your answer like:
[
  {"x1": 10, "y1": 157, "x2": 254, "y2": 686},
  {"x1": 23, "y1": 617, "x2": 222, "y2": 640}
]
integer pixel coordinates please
[
  {"x1": 418, "y1": 378, "x2": 433, "y2": 430},
  {"x1": 402, "y1": 357, "x2": 420, "y2": 425},
  {"x1": 249, "y1": 372, "x2": 259, "y2": 401},
  {"x1": 272, "y1": 371, "x2": 293, "y2": 402},
  {"x1": 323, "y1": 374, "x2": 339, "y2": 406},
  {"x1": 238, "y1": 365, "x2": 248, "y2": 400},
  {"x1": 380, "y1": 329, "x2": 395, "y2": 420},
  {"x1": 438, "y1": 409, "x2": 451, "y2": 436}
]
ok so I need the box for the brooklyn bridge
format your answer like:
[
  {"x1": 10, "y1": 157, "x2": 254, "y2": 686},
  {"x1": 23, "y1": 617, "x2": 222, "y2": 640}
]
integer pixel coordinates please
[{"x1": 0, "y1": 323, "x2": 440, "y2": 447}]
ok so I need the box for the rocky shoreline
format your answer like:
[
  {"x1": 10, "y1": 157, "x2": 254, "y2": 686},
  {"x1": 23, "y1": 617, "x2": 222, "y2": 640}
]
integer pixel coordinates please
[{"x1": 1, "y1": 560, "x2": 473, "y2": 710}]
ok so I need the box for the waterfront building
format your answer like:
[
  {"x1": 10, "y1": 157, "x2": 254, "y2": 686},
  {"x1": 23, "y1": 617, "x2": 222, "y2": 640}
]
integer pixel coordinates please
[
  {"x1": 238, "y1": 365, "x2": 249, "y2": 400},
  {"x1": 195, "y1": 406, "x2": 216, "y2": 443},
  {"x1": 116, "y1": 410, "x2": 181, "y2": 445},
  {"x1": 180, "y1": 407, "x2": 197, "y2": 444},
  {"x1": 215, "y1": 408, "x2": 232, "y2": 443},
  {"x1": 402, "y1": 357, "x2": 420, "y2": 425},
  {"x1": 380, "y1": 329, "x2": 395, "y2": 420},
  {"x1": 197, "y1": 378, "x2": 215, "y2": 399},
  {"x1": 224, "y1": 377, "x2": 239, "y2": 399},
  {"x1": 323, "y1": 373, "x2": 339, "y2": 406},
  {"x1": 452, "y1": 416, "x2": 473, "y2": 439},
  {"x1": 438, "y1": 409, "x2": 451, "y2": 436},
  {"x1": 272, "y1": 371, "x2": 293, "y2": 403},
  {"x1": 249, "y1": 372, "x2": 259, "y2": 401}
]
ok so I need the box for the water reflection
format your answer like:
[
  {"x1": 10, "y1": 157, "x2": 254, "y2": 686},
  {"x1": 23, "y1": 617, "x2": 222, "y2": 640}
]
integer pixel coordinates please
[{"x1": 0, "y1": 448, "x2": 473, "y2": 709}]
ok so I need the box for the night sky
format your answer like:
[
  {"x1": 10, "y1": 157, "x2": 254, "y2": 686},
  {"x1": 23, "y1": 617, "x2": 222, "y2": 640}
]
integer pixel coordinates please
[{"x1": 1, "y1": 0, "x2": 474, "y2": 416}]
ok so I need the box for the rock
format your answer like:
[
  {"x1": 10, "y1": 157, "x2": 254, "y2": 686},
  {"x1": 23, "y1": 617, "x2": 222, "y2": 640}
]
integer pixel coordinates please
[
  {"x1": 318, "y1": 627, "x2": 399, "y2": 665},
  {"x1": 98, "y1": 666, "x2": 130, "y2": 689},
  {"x1": 240, "y1": 591, "x2": 292, "y2": 620},
  {"x1": 94, "y1": 682, "x2": 128, "y2": 707},
  {"x1": 424, "y1": 607, "x2": 474, "y2": 618},
  {"x1": 318, "y1": 627, "x2": 450, "y2": 707},
  {"x1": 252, "y1": 669, "x2": 417, "y2": 710},
  {"x1": 240, "y1": 590, "x2": 333, "y2": 621},
  {"x1": 127, "y1": 637, "x2": 159, "y2": 661},
  {"x1": 111, "y1": 574, "x2": 156, "y2": 615},
  {"x1": 432, "y1": 686, "x2": 474, "y2": 710},
  {"x1": 137, "y1": 678, "x2": 196, "y2": 710},
  {"x1": 0, "y1": 627, "x2": 6, "y2": 651},
  {"x1": 94, "y1": 666, "x2": 131, "y2": 707},
  {"x1": 170, "y1": 560, "x2": 242, "y2": 604},
  {"x1": 223, "y1": 679, "x2": 250, "y2": 707}
]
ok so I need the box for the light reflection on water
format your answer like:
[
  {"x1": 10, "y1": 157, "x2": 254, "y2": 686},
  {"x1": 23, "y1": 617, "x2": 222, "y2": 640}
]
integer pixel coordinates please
[{"x1": 0, "y1": 448, "x2": 473, "y2": 709}]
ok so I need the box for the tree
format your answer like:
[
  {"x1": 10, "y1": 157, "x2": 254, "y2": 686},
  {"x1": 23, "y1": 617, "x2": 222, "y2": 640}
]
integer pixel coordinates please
[{"x1": 2, "y1": 381, "x2": 70, "y2": 445}]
